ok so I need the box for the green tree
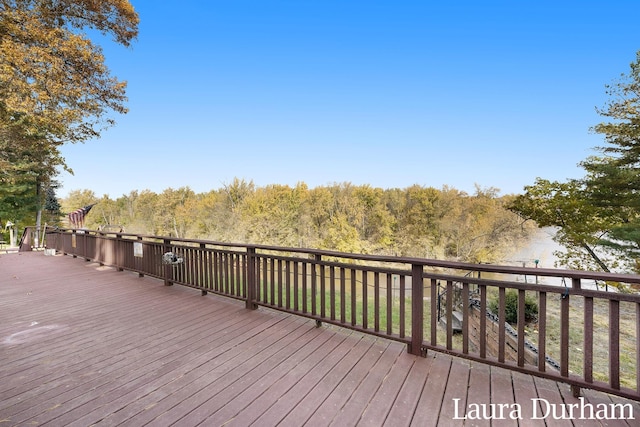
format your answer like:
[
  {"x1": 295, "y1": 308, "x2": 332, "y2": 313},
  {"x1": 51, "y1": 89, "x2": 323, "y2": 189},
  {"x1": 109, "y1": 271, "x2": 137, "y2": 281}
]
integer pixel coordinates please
[
  {"x1": 510, "y1": 51, "x2": 640, "y2": 273},
  {"x1": 579, "y1": 52, "x2": 640, "y2": 270},
  {"x1": 241, "y1": 184, "x2": 305, "y2": 246},
  {"x1": 130, "y1": 190, "x2": 159, "y2": 234},
  {"x1": 154, "y1": 187, "x2": 196, "y2": 238},
  {"x1": 353, "y1": 185, "x2": 394, "y2": 250}
]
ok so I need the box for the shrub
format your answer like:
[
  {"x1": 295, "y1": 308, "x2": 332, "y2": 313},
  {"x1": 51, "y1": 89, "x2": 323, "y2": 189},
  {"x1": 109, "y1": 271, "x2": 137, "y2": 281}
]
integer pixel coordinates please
[{"x1": 489, "y1": 290, "x2": 538, "y2": 324}]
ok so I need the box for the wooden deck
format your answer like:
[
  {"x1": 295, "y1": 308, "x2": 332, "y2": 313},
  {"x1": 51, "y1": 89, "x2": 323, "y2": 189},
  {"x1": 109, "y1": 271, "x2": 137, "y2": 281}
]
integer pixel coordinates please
[{"x1": 1, "y1": 252, "x2": 639, "y2": 426}]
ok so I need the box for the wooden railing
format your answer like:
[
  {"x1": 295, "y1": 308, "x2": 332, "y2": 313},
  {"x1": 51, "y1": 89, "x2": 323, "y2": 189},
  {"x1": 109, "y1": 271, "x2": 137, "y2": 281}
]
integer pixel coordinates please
[{"x1": 40, "y1": 227, "x2": 640, "y2": 401}]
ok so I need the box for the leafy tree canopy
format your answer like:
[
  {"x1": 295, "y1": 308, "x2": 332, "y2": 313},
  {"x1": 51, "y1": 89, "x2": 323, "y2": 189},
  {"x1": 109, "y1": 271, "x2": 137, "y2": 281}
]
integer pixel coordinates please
[
  {"x1": 509, "y1": 51, "x2": 640, "y2": 273},
  {"x1": 0, "y1": 0, "x2": 139, "y2": 146},
  {"x1": 0, "y1": 0, "x2": 138, "y2": 230}
]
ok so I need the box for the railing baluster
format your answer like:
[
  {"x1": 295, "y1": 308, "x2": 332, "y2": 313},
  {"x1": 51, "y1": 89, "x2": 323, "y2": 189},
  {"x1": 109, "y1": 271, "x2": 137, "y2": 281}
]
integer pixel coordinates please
[
  {"x1": 430, "y1": 278, "x2": 437, "y2": 347},
  {"x1": 479, "y1": 284, "x2": 486, "y2": 359},
  {"x1": 517, "y1": 289, "x2": 525, "y2": 367},
  {"x1": 226, "y1": 252, "x2": 231, "y2": 295},
  {"x1": 498, "y1": 287, "x2": 506, "y2": 363},
  {"x1": 213, "y1": 252, "x2": 219, "y2": 292},
  {"x1": 386, "y1": 273, "x2": 392, "y2": 334},
  {"x1": 241, "y1": 252, "x2": 247, "y2": 298},
  {"x1": 374, "y1": 271, "x2": 380, "y2": 332},
  {"x1": 610, "y1": 299, "x2": 620, "y2": 389},
  {"x1": 319, "y1": 259, "x2": 325, "y2": 319},
  {"x1": 262, "y1": 257, "x2": 268, "y2": 303},
  {"x1": 340, "y1": 267, "x2": 346, "y2": 323},
  {"x1": 330, "y1": 265, "x2": 336, "y2": 321},
  {"x1": 584, "y1": 296, "x2": 594, "y2": 383},
  {"x1": 311, "y1": 258, "x2": 317, "y2": 316},
  {"x1": 189, "y1": 247, "x2": 195, "y2": 286},
  {"x1": 399, "y1": 275, "x2": 405, "y2": 339},
  {"x1": 235, "y1": 253, "x2": 241, "y2": 296},
  {"x1": 351, "y1": 269, "x2": 357, "y2": 326},
  {"x1": 277, "y1": 259, "x2": 283, "y2": 307},
  {"x1": 538, "y1": 291, "x2": 546, "y2": 372},
  {"x1": 270, "y1": 258, "x2": 275, "y2": 305},
  {"x1": 294, "y1": 261, "x2": 299, "y2": 311},
  {"x1": 560, "y1": 291, "x2": 570, "y2": 377},
  {"x1": 285, "y1": 260, "x2": 291, "y2": 309},
  {"x1": 198, "y1": 244, "x2": 205, "y2": 292},
  {"x1": 362, "y1": 270, "x2": 368, "y2": 329},
  {"x1": 462, "y1": 282, "x2": 469, "y2": 355},
  {"x1": 446, "y1": 280, "x2": 453, "y2": 350},
  {"x1": 302, "y1": 262, "x2": 308, "y2": 314}
]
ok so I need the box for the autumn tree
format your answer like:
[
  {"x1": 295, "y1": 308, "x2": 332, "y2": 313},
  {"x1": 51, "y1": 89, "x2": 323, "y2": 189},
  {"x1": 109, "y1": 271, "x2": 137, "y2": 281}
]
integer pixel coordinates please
[
  {"x1": 241, "y1": 183, "x2": 307, "y2": 247},
  {"x1": 442, "y1": 187, "x2": 531, "y2": 263},
  {"x1": 0, "y1": 0, "x2": 139, "y2": 237},
  {"x1": 394, "y1": 185, "x2": 441, "y2": 258}
]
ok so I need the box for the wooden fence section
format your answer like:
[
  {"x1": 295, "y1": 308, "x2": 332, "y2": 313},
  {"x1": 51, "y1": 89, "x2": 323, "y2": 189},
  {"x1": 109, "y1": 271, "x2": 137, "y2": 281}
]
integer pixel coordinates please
[{"x1": 41, "y1": 227, "x2": 640, "y2": 402}]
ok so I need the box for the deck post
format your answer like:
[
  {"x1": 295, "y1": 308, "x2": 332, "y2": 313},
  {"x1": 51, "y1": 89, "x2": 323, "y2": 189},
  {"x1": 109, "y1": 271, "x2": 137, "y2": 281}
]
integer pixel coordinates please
[
  {"x1": 246, "y1": 247, "x2": 258, "y2": 309},
  {"x1": 410, "y1": 263, "x2": 424, "y2": 356},
  {"x1": 571, "y1": 385, "x2": 581, "y2": 398}
]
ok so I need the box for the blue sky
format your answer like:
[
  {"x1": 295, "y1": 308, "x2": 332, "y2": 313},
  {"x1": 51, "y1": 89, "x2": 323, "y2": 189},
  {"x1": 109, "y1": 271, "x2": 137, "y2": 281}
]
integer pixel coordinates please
[{"x1": 58, "y1": 0, "x2": 640, "y2": 198}]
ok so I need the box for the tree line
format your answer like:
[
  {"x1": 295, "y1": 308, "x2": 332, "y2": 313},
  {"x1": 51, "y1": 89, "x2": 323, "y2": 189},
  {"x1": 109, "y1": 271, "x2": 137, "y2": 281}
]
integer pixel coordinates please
[{"x1": 60, "y1": 181, "x2": 534, "y2": 263}]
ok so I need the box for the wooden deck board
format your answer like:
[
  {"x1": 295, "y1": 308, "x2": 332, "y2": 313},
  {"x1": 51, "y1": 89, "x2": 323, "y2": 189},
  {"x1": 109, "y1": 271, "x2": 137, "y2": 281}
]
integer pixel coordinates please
[
  {"x1": 439, "y1": 357, "x2": 472, "y2": 427},
  {"x1": 464, "y1": 362, "x2": 491, "y2": 427},
  {"x1": 276, "y1": 335, "x2": 376, "y2": 426},
  {"x1": 303, "y1": 338, "x2": 392, "y2": 426},
  {"x1": 1, "y1": 252, "x2": 638, "y2": 426},
  {"x1": 410, "y1": 352, "x2": 452, "y2": 427},
  {"x1": 357, "y1": 350, "x2": 416, "y2": 426},
  {"x1": 384, "y1": 353, "x2": 435, "y2": 427},
  {"x1": 328, "y1": 341, "x2": 405, "y2": 426}
]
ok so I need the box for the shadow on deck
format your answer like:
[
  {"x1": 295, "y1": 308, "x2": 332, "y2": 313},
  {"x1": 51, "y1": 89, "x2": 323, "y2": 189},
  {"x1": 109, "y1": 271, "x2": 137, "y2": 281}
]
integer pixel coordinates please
[{"x1": 1, "y1": 252, "x2": 638, "y2": 426}]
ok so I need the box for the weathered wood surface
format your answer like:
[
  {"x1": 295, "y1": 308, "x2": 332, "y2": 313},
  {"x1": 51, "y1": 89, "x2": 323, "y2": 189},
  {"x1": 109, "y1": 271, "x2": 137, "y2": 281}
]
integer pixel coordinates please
[{"x1": 1, "y1": 252, "x2": 638, "y2": 426}]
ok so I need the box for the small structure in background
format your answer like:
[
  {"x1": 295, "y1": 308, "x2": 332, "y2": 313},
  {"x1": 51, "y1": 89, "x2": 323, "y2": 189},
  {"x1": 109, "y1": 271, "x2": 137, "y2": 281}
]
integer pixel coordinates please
[{"x1": 4, "y1": 220, "x2": 15, "y2": 248}]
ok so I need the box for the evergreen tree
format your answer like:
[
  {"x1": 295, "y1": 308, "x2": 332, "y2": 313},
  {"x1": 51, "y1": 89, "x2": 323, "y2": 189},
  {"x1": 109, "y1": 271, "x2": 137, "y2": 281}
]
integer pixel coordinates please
[{"x1": 510, "y1": 51, "x2": 640, "y2": 273}]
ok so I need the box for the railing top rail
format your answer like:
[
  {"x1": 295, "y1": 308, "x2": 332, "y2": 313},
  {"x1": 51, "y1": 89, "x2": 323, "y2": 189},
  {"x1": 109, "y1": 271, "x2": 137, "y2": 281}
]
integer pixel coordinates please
[{"x1": 50, "y1": 227, "x2": 640, "y2": 285}]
